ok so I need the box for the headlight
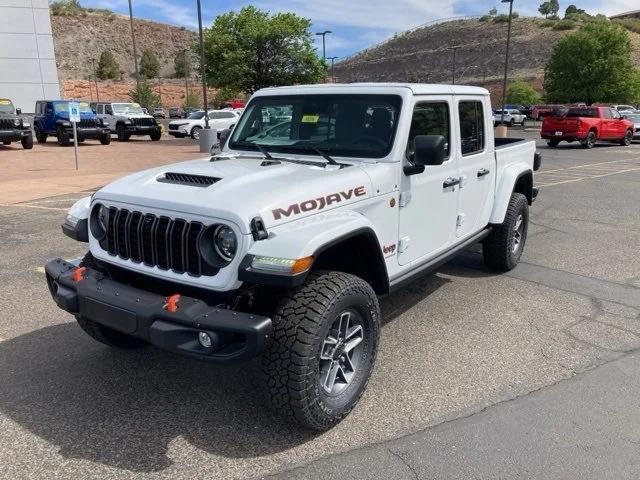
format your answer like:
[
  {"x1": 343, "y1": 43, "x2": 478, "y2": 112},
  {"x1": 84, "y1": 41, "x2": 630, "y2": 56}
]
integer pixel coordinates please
[
  {"x1": 124, "y1": 119, "x2": 132, "y2": 125},
  {"x1": 213, "y1": 225, "x2": 237, "y2": 261},
  {"x1": 22, "y1": 122, "x2": 30, "y2": 128},
  {"x1": 90, "y1": 203, "x2": 109, "y2": 240},
  {"x1": 13, "y1": 118, "x2": 21, "y2": 127},
  {"x1": 97, "y1": 204, "x2": 108, "y2": 231},
  {"x1": 62, "y1": 121, "x2": 71, "y2": 127}
]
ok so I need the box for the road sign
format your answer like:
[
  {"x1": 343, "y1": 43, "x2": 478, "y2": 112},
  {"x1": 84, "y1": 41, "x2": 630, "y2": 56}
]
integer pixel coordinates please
[{"x1": 69, "y1": 102, "x2": 80, "y2": 123}]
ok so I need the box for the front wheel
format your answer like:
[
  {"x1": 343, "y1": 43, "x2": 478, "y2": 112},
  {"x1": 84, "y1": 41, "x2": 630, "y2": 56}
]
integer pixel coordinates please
[
  {"x1": 56, "y1": 127, "x2": 70, "y2": 146},
  {"x1": 150, "y1": 130, "x2": 161, "y2": 141},
  {"x1": 483, "y1": 192, "x2": 529, "y2": 271},
  {"x1": 2, "y1": 140, "x2": 10, "y2": 145},
  {"x1": 116, "y1": 124, "x2": 130, "y2": 142},
  {"x1": 262, "y1": 271, "x2": 380, "y2": 431},
  {"x1": 547, "y1": 139, "x2": 559, "y2": 148},
  {"x1": 191, "y1": 126, "x2": 202, "y2": 139},
  {"x1": 620, "y1": 129, "x2": 633, "y2": 147},
  {"x1": 21, "y1": 135, "x2": 33, "y2": 149},
  {"x1": 99, "y1": 132, "x2": 111, "y2": 145}
]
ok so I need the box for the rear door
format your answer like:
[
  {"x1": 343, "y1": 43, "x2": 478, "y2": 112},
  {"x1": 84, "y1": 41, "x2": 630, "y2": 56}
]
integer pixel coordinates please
[
  {"x1": 455, "y1": 97, "x2": 494, "y2": 238},
  {"x1": 610, "y1": 108, "x2": 626, "y2": 139},
  {"x1": 398, "y1": 96, "x2": 459, "y2": 265}
]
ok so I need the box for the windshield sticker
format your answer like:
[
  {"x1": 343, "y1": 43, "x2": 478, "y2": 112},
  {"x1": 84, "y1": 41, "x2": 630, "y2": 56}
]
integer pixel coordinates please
[{"x1": 301, "y1": 114, "x2": 320, "y2": 123}]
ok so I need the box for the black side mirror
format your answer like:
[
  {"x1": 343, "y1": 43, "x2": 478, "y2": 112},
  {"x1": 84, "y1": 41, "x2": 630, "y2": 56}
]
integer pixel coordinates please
[
  {"x1": 46, "y1": 108, "x2": 53, "y2": 115},
  {"x1": 16, "y1": 108, "x2": 21, "y2": 115},
  {"x1": 219, "y1": 128, "x2": 232, "y2": 149},
  {"x1": 404, "y1": 135, "x2": 447, "y2": 176}
]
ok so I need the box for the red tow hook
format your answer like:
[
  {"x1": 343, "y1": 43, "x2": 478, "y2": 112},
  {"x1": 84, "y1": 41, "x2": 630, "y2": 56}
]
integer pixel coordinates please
[
  {"x1": 71, "y1": 266, "x2": 87, "y2": 282},
  {"x1": 165, "y1": 294, "x2": 181, "y2": 313}
]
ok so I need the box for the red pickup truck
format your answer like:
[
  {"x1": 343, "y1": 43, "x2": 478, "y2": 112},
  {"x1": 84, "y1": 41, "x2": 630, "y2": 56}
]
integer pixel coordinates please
[{"x1": 541, "y1": 106, "x2": 635, "y2": 149}]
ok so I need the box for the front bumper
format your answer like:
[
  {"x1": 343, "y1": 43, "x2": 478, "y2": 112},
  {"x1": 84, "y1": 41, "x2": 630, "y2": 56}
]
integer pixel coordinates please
[
  {"x1": 540, "y1": 131, "x2": 584, "y2": 141},
  {"x1": 124, "y1": 125, "x2": 161, "y2": 136},
  {"x1": 45, "y1": 258, "x2": 272, "y2": 364},
  {"x1": 66, "y1": 126, "x2": 110, "y2": 140},
  {"x1": 0, "y1": 129, "x2": 30, "y2": 142}
]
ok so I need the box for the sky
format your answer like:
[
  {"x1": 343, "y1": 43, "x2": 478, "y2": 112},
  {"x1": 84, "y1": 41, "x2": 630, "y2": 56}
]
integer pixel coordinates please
[{"x1": 82, "y1": 0, "x2": 636, "y2": 59}]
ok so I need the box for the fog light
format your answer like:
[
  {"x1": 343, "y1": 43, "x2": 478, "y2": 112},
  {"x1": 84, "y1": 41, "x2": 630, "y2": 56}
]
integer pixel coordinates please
[{"x1": 198, "y1": 331, "x2": 212, "y2": 348}]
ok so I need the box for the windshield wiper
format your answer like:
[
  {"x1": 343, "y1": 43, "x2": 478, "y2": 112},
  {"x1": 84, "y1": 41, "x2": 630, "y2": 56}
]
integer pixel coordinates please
[
  {"x1": 309, "y1": 146, "x2": 339, "y2": 166},
  {"x1": 254, "y1": 143, "x2": 274, "y2": 160}
]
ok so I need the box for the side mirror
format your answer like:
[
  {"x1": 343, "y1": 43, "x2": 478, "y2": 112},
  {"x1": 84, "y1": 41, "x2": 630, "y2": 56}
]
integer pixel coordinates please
[
  {"x1": 16, "y1": 108, "x2": 21, "y2": 115},
  {"x1": 405, "y1": 135, "x2": 447, "y2": 176},
  {"x1": 219, "y1": 128, "x2": 232, "y2": 149},
  {"x1": 46, "y1": 108, "x2": 53, "y2": 115}
]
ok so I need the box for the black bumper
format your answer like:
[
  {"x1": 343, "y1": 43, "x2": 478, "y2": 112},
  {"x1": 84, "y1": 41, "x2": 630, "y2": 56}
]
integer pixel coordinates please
[
  {"x1": 66, "y1": 127, "x2": 110, "y2": 140},
  {"x1": 45, "y1": 259, "x2": 272, "y2": 364},
  {"x1": 0, "y1": 129, "x2": 30, "y2": 142},
  {"x1": 125, "y1": 125, "x2": 161, "y2": 136}
]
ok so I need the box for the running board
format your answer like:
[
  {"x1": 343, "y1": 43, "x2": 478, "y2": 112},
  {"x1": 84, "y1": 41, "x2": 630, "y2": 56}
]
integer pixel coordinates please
[{"x1": 389, "y1": 228, "x2": 492, "y2": 293}]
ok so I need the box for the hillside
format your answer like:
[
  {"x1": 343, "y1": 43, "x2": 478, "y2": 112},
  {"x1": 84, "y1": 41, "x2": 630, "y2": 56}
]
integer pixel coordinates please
[
  {"x1": 52, "y1": 11, "x2": 196, "y2": 82},
  {"x1": 334, "y1": 17, "x2": 640, "y2": 91}
]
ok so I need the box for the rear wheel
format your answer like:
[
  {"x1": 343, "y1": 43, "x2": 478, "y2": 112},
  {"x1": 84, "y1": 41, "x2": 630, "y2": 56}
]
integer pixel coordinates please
[
  {"x1": 56, "y1": 126, "x2": 70, "y2": 146},
  {"x1": 581, "y1": 131, "x2": 596, "y2": 149},
  {"x1": 620, "y1": 129, "x2": 633, "y2": 147},
  {"x1": 21, "y1": 135, "x2": 33, "y2": 149},
  {"x1": 547, "y1": 139, "x2": 559, "y2": 148},
  {"x1": 262, "y1": 271, "x2": 380, "y2": 431},
  {"x1": 75, "y1": 252, "x2": 147, "y2": 349},
  {"x1": 483, "y1": 193, "x2": 529, "y2": 271},
  {"x1": 509, "y1": 118, "x2": 515, "y2": 127}
]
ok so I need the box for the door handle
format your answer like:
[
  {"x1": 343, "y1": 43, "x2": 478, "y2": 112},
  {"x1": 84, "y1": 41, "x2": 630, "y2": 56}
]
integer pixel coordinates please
[
  {"x1": 443, "y1": 177, "x2": 461, "y2": 189},
  {"x1": 477, "y1": 168, "x2": 490, "y2": 177}
]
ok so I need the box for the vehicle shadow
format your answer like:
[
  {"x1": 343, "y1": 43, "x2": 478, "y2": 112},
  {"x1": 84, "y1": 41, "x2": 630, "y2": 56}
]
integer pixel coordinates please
[{"x1": 0, "y1": 268, "x2": 457, "y2": 473}]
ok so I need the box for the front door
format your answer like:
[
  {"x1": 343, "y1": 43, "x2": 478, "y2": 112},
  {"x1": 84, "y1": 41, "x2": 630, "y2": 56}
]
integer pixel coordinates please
[
  {"x1": 398, "y1": 97, "x2": 459, "y2": 266},
  {"x1": 455, "y1": 97, "x2": 494, "y2": 238}
]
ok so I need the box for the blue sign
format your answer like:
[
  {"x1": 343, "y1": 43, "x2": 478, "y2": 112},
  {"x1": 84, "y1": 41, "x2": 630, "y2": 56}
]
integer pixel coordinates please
[{"x1": 69, "y1": 102, "x2": 80, "y2": 123}]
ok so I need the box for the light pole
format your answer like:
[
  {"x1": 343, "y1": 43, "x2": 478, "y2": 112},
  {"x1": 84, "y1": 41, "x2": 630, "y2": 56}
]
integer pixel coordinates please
[
  {"x1": 183, "y1": 48, "x2": 190, "y2": 109},
  {"x1": 451, "y1": 46, "x2": 460, "y2": 84},
  {"x1": 327, "y1": 56, "x2": 339, "y2": 82},
  {"x1": 197, "y1": 0, "x2": 209, "y2": 129},
  {"x1": 91, "y1": 58, "x2": 99, "y2": 101},
  {"x1": 315, "y1": 30, "x2": 332, "y2": 62},
  {"x1": 127, "y1": 0, "x2": 140, "y2": 90},
  {"x1": 500, "y1": 0, "x2": 514, "y2": 126}
]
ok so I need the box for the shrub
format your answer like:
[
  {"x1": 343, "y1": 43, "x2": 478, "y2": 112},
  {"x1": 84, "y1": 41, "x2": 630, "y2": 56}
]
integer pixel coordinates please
[
  {"x1": 540, "y1": 19, "x2": 558, "y2": 28},
  {"x1": 553, "y1": 19, "x2": 577, "y2": 31},
  {"x1": 493, "y1": 12, "x2": 519, "y2": 23},
  {"x1": 479, "y1": 15, "x2": 493, "y2": 22}
]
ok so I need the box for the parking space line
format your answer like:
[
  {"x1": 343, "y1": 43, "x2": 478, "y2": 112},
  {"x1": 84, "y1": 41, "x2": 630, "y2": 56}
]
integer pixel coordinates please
[
  {"x1": 540, "y1": 156, "x2": 640, "y2": 174},
  {"x1": 20, "y1": 198, "x2": 85, "y2": 205},
  {"x1": 539, "y1": 166, "x2": 640, "y2": 187},
  {"x1": 0, "y1": 203, "x2": 68, "y2": 212}
]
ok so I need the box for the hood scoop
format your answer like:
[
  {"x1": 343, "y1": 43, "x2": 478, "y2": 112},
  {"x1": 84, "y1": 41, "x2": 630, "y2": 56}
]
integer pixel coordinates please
[{"x1": 157, "y1": 172, "x2": 221, "y2": 187}]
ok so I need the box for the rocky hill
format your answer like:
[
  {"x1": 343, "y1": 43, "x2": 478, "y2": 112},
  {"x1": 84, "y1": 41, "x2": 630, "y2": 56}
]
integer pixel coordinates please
[{"x1": 333, "y1": 17, "x2": 640, "y2": 93}]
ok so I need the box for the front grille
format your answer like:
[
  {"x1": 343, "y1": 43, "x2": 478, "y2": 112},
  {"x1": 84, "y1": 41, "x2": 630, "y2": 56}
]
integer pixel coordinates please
[
  {"x1": 78, "y1": 118, "x2": 98, "y2": 128},
  {"x1": 158, "y1": 172, "x2": 220, "y2": 187},
  {"x1": 169, "y1": 124, "x2": 179, "y2": 130},
  {"x1": 132, "y1": 117, "x2": 155, "y2": 127},
  {"x1": 102, "y1": 207, "x2": 215, "y2": 277},
  {"x1": 0, "y1": 119, "x2": 15, "y2": 130}
]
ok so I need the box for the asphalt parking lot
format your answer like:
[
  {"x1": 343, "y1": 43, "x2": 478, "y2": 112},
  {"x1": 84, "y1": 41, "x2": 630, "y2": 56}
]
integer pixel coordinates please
[{"x1": 1, "y1": 132, "x2": 639, "y2": 479}]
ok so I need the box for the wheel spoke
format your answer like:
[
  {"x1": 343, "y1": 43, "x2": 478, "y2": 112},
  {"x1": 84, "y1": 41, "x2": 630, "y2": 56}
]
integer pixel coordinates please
[
  {"x1": 344, "y1": 335, "x2": 362, "y2": 353},
  {"x1": 346, "y1": 324, "x2": 362, "y2": 341},
  {"x1": 320, "y1": 335, "x2": 338, "y2": 360},
  {"x1": 342, "y1": 352, "x2": 355, "y2": 372},
  {"x1": 338, "y1": 312, "x2": 350, "y2": 339},
  {"x1": 322, "y1": 361, "x2": 339, "y2": 393}
]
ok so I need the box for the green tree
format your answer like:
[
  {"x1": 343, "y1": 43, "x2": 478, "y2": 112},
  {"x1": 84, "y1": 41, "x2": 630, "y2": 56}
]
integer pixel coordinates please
[
  {"x1": 548, "y1": 0, "x2": 560, "y2": 17},
  {"x1": 202, "y1": 6, "x2": 327, "y2": 93},
  {"x1": 96, "y1": 50, "x2": 119, "y2": 80},
  {"x1": 139, "y1": 49, "x2": 160, "y2": 78},
  {"x1": 538, "y1": 2, "x2": 552, "y2": 18},
  {"x1": 564, "y1": 4, "x2": 585, "y2": 17},
  {"x1": 488, "y1": 7, "x2": 497, "y2": 16},
  {"x1": 128, "y1": 78, "x2": 160, "y2": 109},
  {"x1": 544, "y1": 21, "x2": 640, "y2": 104},
  {"x1": 174, "y1": 50, "x2": 191, "y2": 78},
  {"x1": 506, "y1": 79, "x2": 541, "y2": 105},
  {"x1": 184, "y1": 91, "x2": 201, "y2": 109}
]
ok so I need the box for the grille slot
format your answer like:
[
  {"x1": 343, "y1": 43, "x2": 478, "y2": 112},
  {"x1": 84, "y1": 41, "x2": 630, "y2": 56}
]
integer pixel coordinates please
[
  {"x1": 101, "y1": 207, "x2": 212, "y2": 277},
  {"x1": 132, "y1": 117, "x2": 155, "y2": 127},
  {"x1": 0, "y1": 119, "x2": 15, "y2": 130},
  {"x1": 78, "y1": 118, "x2": 98, "y2": 128},
  {"x1": 159, "y1": 172, "x2": 220, "y2": 187}
]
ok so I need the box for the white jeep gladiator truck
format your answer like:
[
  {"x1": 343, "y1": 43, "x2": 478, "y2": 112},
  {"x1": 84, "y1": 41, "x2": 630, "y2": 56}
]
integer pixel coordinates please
[{"x1": 45, "y1": 84, "x2": 540, "y2": 430}]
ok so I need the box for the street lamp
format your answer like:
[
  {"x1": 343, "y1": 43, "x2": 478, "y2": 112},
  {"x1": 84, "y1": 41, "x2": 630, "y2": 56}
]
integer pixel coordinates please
[
  {"x1": 327, "y1": 56, "x2": 339, "y2": 83},
  {"x1": 450, "y1": 46, "x2": 460, "y2": 84},
  {"x1": 127, "y1": 0, "x2": 140, "y2": 90},
  {"x1": 91, "y1": 58, "x2": 99, "y2": 102},
  {"x1": 315, "y1": 30, "x2": 332, "y2": 61},
  {"x1": 500, "y1": 0, "x2": 515, "y2": 127},
  {"x1": 196, "y1": 0, "x2": 209, "y2": 130}
]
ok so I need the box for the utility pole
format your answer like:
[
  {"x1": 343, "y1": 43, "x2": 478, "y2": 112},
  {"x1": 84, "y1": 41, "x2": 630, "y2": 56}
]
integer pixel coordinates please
[
  {"x1": 183, "y1": 48, "x2": 189, "y2": 108},
  {"x1": 197, "y1": 0, "x2": 209, "y2": 129},
  {"x1": 128, "y1": 0, "x2": 140, "y2": 90},
  {"x1": 327, "y1": 56, "x2": 339, "y2": 83},
  {"x1": 315, "y1": 30, "x2": 332, "y2": 62},
  {"x1": 500, "y1": 0, "x2": 515, "y2": 126},
  {"x1": 91, "y1": 59, "x2": 99, "y2": 101},
  {"x1": 451, "y1": 46, "x2": 460, "y2": 84}
]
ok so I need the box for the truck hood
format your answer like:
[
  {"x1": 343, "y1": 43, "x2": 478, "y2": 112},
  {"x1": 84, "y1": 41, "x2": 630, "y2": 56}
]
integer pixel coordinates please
[{"x1": 94, "y1": 156, "x2": 375, "y2": 234}]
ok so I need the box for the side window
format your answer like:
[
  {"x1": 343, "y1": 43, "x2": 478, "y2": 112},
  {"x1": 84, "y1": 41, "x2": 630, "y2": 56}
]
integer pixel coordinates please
[
  {"x1": 46, "y1": 102, "x2": 53, "y2": 114},
  {"x1": 602, "y1": 108, "x2": 612, "y2": 119},
  {"x1": 105, "y1": 105, "x2": 113, "y2": 115},
  {"x1": 459, "y1": 101, "x2": 485, "y2": 156},
  {"x1": 97, "y1": 104, "x2": 104, "y2": 115},
  {"x1": 406, "y1": 102, "x2": 450, "y2": 159},
  {"x1": 610, "y1": 109, "x2": 621, "y2": 119}
]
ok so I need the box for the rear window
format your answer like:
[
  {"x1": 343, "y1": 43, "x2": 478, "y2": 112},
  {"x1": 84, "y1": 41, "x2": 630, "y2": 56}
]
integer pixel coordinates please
[{"x1": 566, "y1": 108, "x2": 598, "y2": 118}]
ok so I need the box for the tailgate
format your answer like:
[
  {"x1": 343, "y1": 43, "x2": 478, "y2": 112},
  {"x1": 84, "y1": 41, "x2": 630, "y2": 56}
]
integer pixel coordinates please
[{"x1": 542, "y1": 117, "x2": 580, "y2": 134}]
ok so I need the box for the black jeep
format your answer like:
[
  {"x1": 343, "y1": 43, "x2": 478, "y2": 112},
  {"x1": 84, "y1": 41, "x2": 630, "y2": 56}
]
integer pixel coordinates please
[{"x1": 0, "y1": 99, "x2": 33, "y2": 149}]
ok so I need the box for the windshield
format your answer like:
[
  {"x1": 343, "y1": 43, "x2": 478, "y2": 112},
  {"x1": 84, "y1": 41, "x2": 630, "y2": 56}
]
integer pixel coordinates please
[
  {"x1": 113, "y1": 103, "x2": 145, "y2": 115},
  {"x1": 54, "y1": 102, "x2": 92, "y2": 113},
  {"x1": 566, "y1": 108, "x2": 598, "y2": 118},
  {"x1": 187, "y1": 111, "x2": 205, "y2": 119},
  {"x1": 0, "y1": 99, "x2": 15, "y2": 114},
  {"x1": 229, "y1": 94, "x2": 403, "y2": 158}
]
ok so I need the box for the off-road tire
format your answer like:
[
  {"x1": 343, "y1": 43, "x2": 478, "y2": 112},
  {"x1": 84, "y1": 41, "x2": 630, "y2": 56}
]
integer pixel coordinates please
[
  {"x1": 35, "y1": 127, "x2": 47, "y2": 144},
  {"x1": 56, "y1": 126, "x2": 70, "y2": 146},
  {"x1": 150, "y1": 130, "x2": 161, "y2": 141},
  {"x1": 547, "y1": 139, "x2": 559, "y2": 148},
  {"x1": 262, "y1": 271, "x2": 380, "y2": 431},
  {"x1": 75, "y1": 252, "x2": 147, "y2": 349},
  {"x1": 509, "y1": 118, "x2": 515, "y2": 127},
  {"x1": 581, "y1": 131, "x2": 596, "y2": 149},
  {"x1": 99, "y1": 133, "x2": 111, "y2": 145},
  {"x1": 191, "y1": 126, "x2": 202, "y2": 140},
  {"x1": 483, "y1": 192, "x2": 529, "y2": 272},
  {"x1": 620, "y1": 129, "x2": 633, "y2": 147},
  {"x1": 116, "y1": 124, "x2": 130, "y2": 142},
  {"x1": 21, "y1": 135, "x2": 33, "y2": 149}
]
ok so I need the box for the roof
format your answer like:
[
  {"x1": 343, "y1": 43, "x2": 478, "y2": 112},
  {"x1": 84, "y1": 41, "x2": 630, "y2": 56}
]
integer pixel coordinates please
[
  {"x1": 609, "y1": 9, "x2": 640, "y2": 19},
  {"x1": 256, "y1": 83, "x2": 489, "y2": 96}
]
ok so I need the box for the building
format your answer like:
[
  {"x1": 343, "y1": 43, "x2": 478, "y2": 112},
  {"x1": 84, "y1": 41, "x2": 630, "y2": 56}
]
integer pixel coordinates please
[
  {"x1": 0, "y1": 0, "x2": 60, "y2": 113},
  {"x1": 610, "y1": 10, "x2": 640, "y2": 20}
]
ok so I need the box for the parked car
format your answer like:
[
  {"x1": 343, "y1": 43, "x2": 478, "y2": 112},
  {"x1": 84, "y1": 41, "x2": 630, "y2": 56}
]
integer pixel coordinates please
[
  {"x1": 169, "y1": 107, "x2": 183, "y2": 119},
  {"x1": 612, "y1": 104, "x2": 636, "y2": 113},
  {"x1": 168, "y1": 109, "x2": 240, "y2": 139},
  {"x1": 152, "y1": 108, "x2": 166, "y2": 119},
  {"x1": 493, "y1": 109, "x2": 526, "y2": 126},
  {"x1": 0, "y1": 98, "x2": 33, "y2": 149},
  {"x1": 34, "y1": 100, "x2": 110, "y2": 146},
  {"x1": 220, "y1": 98, "x2": 246, "y2": 110},
  {"x1": 91, "y1": 102, "x2": 161, "y2": 142},
  {"x1": 541, "y1": 106, "x2": 635, "y2": 148},
  {"x1": 531, "y1": 104, "x2": 565, "y2": 121},
  {"x1": 184, "y1": 107, "x2": 199, "y2": 118},
  {"x1": 624, "y1": 112, "x2": 640, "y2": 141},
  {"x1": 47, "y1": 83, "x2": 540, "y2": 430}
]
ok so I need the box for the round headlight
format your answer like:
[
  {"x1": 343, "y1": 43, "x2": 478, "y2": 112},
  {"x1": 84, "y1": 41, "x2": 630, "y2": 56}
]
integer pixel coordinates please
[
  {"x1": 213, "y1": 225, "x2": 237, "y2": 261},
  {"x1": 90, "y1": 203, "x2": 109, "y2": 240},
  {"x1": 98, "y1": 204, "x2": 109, "y2": 231},
  {"x1": 13, "y1": 118, "x2": 21, "y2": 127}
]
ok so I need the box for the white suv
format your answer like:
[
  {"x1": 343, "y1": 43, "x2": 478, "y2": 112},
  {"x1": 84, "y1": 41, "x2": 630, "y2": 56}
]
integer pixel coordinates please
[{"x1": 168, "y1": 109, "x2": 239, "y2": 139}]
